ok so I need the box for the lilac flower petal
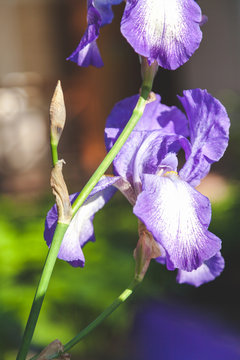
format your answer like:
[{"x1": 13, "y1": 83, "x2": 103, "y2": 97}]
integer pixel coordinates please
[
  {"x1": 67, "y1": 0, "x2": 122, "y2": 67},
  {"x1": 177, "y1": 252, "x2": 224, "y2": 286},
  {"x1": 121, "y1": 0, "x2": 203, "y2": 69},
  {"x1": 105, "y1": 94, "x2": 188, "y2": 179},
  {"x1": 95, "y1": 0, "x2": 123, "y2": 26},
  {"x1": 68, "y1": 41, "x2": 103, "y2": 68},
  {"x1": 132, "y1": 132, "x2": 191, "y2": 189},
  {"x1": 44, "y1": 176, "x2": 119, "y2": 267},
  {"x1": 133, "y1": 173, "x2": 221, "y2": 271},
  {"x1": 134, "y1": 132, "x2": 193, "y2": 190},
  {"x1": 179, "y1": 89, "x2": 230, "y2": 186},
  {"x1": 67, "y1": 1, "x2": 103, "y2": 67}
]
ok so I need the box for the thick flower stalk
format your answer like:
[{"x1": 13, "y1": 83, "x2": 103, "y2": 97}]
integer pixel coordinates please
[
  {"x1": 68, "y1": 0, "x2": 205, "y2": 69},
  {"x1": 45, "y1": 88, "x2": 230, "y2": 287}
]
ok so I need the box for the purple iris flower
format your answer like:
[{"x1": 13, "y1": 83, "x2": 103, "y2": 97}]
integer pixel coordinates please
[
  {"x1": 44, "y1": 88, "x2": 230, "y2": 287},
  {"x1": 68, "y1": 0, "x2": 205, "y2": 70}
]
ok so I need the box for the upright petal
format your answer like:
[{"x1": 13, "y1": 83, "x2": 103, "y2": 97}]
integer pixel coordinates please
[
  {"x1": 133, "y1": 173, "x2": 221, "y2": 271},
  {"x1": 177, "y1": 252, "x2": 224, "y2": 286},
  {"x1": 179, "y1": 89, "x2": 230, "y2": 186},
  {"x1": 121, "y1": 0, "x2": 203, "y2": 69},
  {"x1": 132, "y1": 132, "x2": 191, "y2": 189},
  {"x1": 44, "y1": 176, "x2": 119, "y2": 267},
  {"x1": 105, "y1": 94, "x2": 188, "y2": 180}
]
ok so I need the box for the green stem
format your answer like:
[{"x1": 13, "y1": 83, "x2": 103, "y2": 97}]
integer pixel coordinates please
[
  {"x1": 16, "y1": 223, "x2": 69, "y2": 360},
  {"x1": 51, "y1": 141, "x2": 58, "y2": 166},
  {"x1": 17, "y1": 81, "x2": 152, "y2": 360},
  {"x1": 72, "y1": 84, "x2": 151, "y2": 216},
  {"x1": 30, "y1": 278, "x2": 141, "y2": 360}
]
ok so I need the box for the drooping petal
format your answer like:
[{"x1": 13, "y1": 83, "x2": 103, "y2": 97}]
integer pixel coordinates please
[
  {"x1": 177, "y1": 252, "x2": 224, "y2": 287},
  {"x1": 44, "y1": 175, "x2": 119, "y2": 267},
  {"x1": 121, "y1": 0, "x2": 203, "y2": 70},
  {"x1": 67, "y1": 1, "x2": 103, "y2": 67},
  {"x1": 179, "y1": 89, "x2": 230, "y2": 186},
  {"x1": 67, "y1": 0, "x2": 122, "y2": 67},
  {"x1": 95, "y1": 0, "x2": 123, "y2": 26},
  {"x1": 105, "y1": 94, "x2": 188, "y2": 180},
  {"x1": 133, "y1": 173, "x2": 221, "y2": 272}
]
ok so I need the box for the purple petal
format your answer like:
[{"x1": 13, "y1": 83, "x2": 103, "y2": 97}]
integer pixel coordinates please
[
  {"x1": 179, "y1": 89, "x2": 230, "y2": 186},
  {"x1": 121, "y1": 0, "x2": 203, "y2": 70},
  {"x1": 105, "y1": 94, "x2": 188, "y2": 179},
  {"x1": 177, "y1": 252, "x2": 224, "y2": 286},
  {"x1": 44, "y1": 176, "x2": 119, "y2": 267},
  {"x1": 95, "y1": 0, "x2": 123, "y2": 26},
  {"x1": 68, "y1": 41, "x2": 103, "y2": 68},
  {"x1": 132, "y1": 133, "x2": 191, "y2": 190},
  {"x1": 133, "y1": 173, "x2": 221, "y2": 271},
  {"x1": 67, "y1": 0, "x2": 122, "y2": 67}
]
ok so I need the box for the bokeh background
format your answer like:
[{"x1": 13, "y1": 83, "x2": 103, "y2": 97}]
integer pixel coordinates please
[{"x1": 0, "y1": 0, "x2": 240, "y2": 359}]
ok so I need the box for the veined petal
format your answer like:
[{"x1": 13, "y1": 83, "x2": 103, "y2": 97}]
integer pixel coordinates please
[
  {"x1": 133, "y1": 173, "x2": 221, "y2": 271},
  {"x1": 105, "y1": 94, "x2": 188, "y2": 180},
  {"x1": 44, "y1": 175, "x2": 119, "y2": 267},
  {"x1": 121, "y1": 0, "x2": 203, "y2": 69},
  {"x1": 179, "y1": 89, "x2": 230, "y2": 186},
  {"x1": 132, "y1": 133, "x2": 192, "y2": 189},
  {"x1": 177, "y1": 252, "x2": 224, "y2": 287}
]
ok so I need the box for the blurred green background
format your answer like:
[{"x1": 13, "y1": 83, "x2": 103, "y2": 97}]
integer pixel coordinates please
[{"x1": 0, "y1": 0, "x2": 240, "y2": 359}]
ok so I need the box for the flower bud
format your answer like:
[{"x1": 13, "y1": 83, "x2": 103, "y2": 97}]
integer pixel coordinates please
[{"x1": 50, "y1": 80, "x2": 66, "y2": 146}]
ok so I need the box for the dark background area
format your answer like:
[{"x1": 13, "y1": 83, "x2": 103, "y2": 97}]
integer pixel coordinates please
[{"x1": 0, "y1": 0, "x2": 240, "y2": 359}]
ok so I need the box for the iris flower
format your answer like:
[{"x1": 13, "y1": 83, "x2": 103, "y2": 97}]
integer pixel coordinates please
[
  {"x1": 68, "y1": 0, "x2": 205, "y2": 70},
  {"x1": 44, "y1": 88, "x2": 230, "y2": 286}
]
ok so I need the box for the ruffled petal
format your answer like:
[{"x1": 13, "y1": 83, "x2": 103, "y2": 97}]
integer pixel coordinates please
[
  {"x1": 121, "y1": 0, "x2": 203, "y2": 69},
  {"x1": 179, "y1": 89, "x2": 230, "y2": 186},
  {"x1": 177, "y1": 252, "x2": 224, "y2": 286},
  {"x1": 133, "y1": 173, "x2": 221, "y2": 271},
  {"x1": 44, "y1": 176, "x2": 119, "y2": 267},
  {"x1": 105, "y1": 94, "x2": 188, "y2": 180}
]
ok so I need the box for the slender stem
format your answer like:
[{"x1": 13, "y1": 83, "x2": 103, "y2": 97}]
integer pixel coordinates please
[
  {"x1": 63, "y1": 279, "x2": 140, "y2": 353},
  {"x1": 16, "y1": 223, "x2": 69, "y2": 360},
  {"x1": 17, "y1": 81, "x2": 152, "y2": 360},
  {"x1": 30, "y1": 279, "x2": 141, "y2": 360},
  {"x1": 51, "y1": 141, "x2": 58, "y2": 166},
  {"x1": 72, "y1": 84, "x2": 151, "y2": 216}
]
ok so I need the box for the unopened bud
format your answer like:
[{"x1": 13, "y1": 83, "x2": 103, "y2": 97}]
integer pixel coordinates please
[
  {"x1": 50, "y1": 80, "x2": 66, "y2": 146},
  {"x1": 50, "y1": 160, "x2": 72, "y2": 224},
  {"x1": 36, "y1": 339, "x2": 70, "y2": 359},
  {"x1": 134, "y1": 221, "x2": 161, "y2": 281}
]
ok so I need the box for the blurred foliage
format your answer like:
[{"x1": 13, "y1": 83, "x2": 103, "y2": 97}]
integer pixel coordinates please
[{"x1": 0, "y1": 181, "x2": 240, "y2": 359}]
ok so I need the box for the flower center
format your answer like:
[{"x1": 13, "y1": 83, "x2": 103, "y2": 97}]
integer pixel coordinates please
[{"x1": 163, "y1": 170, "x2": 178, "y2": 177}]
